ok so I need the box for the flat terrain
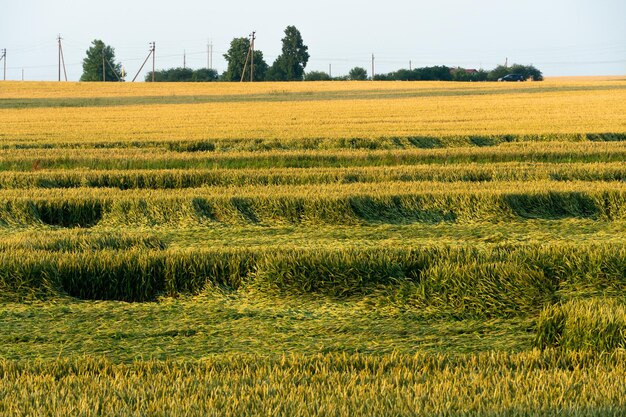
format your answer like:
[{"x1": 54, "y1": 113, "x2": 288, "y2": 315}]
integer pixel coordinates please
[{"x1": 1, "y1": 78, "x2": 625, "y2": 416}]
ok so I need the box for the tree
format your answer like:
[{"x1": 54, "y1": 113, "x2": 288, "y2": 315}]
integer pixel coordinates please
[
  {"x1": 304, "y1": 71, "x2": 331, "y2": 81},
  {"x1": 222, "y1": 37, "x2": 268, "y2": 82},
  {"x1": 451, "y1": 68, "x2": 489, "y2": 82},
  {"x1": 392, "y1": 69, "x2": 419, "y2": 81},
  {"x1": 510, "y1": 64, "x2": 543, "y2": 81},
  {"x1": 348, "y1": 67, "x2": 368, "y2": 81},
  {"x1": 80, "y1": 40, "x2": 122, "y2": 82},
  {"x1": 146, "y1": 67, "x2": 193, "y2": 82},
  {"x1": 487, "y1": 64, "x2": 543, "y2": 81},
  {"x1": 267, "y1": 26, "x2": 309, "y2": 81},
  {"x1": 192, "y1": 68, "x2": 219, "y2": 82},
  {"x1": 488, "y1": 65, "x2": 511, "y2": 81},
  {"x1": 146, "y1": 68, "x2": 219, "y2": 82}
]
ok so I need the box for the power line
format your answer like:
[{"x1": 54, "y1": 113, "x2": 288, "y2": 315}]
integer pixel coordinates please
[{"x1": 2, "y1": 36, "x2": 625, "y2": 81}]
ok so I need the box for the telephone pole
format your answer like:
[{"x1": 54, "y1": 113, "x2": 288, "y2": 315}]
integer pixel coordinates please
[
  {"x1": 371, "y1": 54, "x2": 375, "y2": 80},
  {"x1": 58, "y1": 35, "x2": 61, "y2": 81},
  {"x1": 207, "y1": 40, "x2": 213, "y2": 70},
  {"x1": 409, "y1": 60, "x2": 412, "y2": 71},
  {"x1": 131, "y1": 42, "x2": 155, "y2": 82},
  {"x1": 102, "y1": 54, "x2": 106, "y2": 82},
  {"x1": 250, "y1": 31, "x2": 255, "y2": 82},
  {"x1": 57, "y1": 35, "x2": 67, "y2": 81},
  {"x1": 240, "y1": 32, "x2": 255, "y2": 82},
  {"x1": 329, "y1": 63, "x2": 332, "y2": 78},
  {"x1": 0, "y1": 49, "x2": 6, "y2": 81},
  {"x1": 151, "y1": 41, "x2": 156, "y2": 82}
]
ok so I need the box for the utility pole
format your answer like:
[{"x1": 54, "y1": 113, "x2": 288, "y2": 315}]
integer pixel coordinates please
[
  {"x1": 58, "y1": 35, "x2": 61, "y2": 81},
  {"x1": 103, "y1": 56, "x2": 121, "y2": 81},
  {"x1": 504, "y1": 57, "x2": 508, "y2": 68},
  {"x1": 329, "y1": 63, "x2": 332, "y2": 78},
  {"x1": 102, "y1": 54, "x2": 106, "y2": 82},
  {"x1": 240, "y1": 43, "x2": 250, "y2": 82},
  {"x1": 131, "y1": 42, "x2": 155, "y2": 82},
  {"x1": 151, "y1": 41, "x2": 156, "y2": 82},
  {"x1": 409, "y1": 60, "x2": 412, "y2": 71},
  {"x1": 22, "y1": 68, "x2": 24, "y2": 81},
  {"x1": 0, "y1": 49, "x2": 6, "y2": 81},
  {"x1": 183, "y1": 50, "x2": 186, "y2": 69},
  {"x1": 371, "y1": 53, "x2": 375, "y2": 80},
  {"x1": 240, "y1": 32, "x2": 255, "y2": 82},
  {"x1": 207, "y1": 40, "x2": 213, "y2": 70},
  {"x1": 250, "y1": 31, "x2": 255, "y2": 82},
  {"x1": 57, "y1": 35, "x2": 67, "y2": 81}
]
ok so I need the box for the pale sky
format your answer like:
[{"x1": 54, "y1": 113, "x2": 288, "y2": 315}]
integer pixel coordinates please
[{"x1": 1, "y1": 0, "x2": 624, "y2": 81}]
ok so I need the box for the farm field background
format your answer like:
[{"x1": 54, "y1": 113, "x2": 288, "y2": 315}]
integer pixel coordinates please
[{"x1": 1, "y1": 77, "x2": 626, "y2": 416}]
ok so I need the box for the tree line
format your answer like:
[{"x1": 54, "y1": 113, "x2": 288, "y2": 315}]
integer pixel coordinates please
[{"x1": 80, "y1": 27, "x2": 542, "y2": 82}]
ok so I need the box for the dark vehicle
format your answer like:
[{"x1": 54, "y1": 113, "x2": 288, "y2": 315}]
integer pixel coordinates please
[{"x1": 498, "y1": 74, "x2": 526, "y2": 82}]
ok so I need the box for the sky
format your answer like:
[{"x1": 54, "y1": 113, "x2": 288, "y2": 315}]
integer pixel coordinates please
[{"x1": 1, "y1": 0, "x2": 624, "y2": 81}]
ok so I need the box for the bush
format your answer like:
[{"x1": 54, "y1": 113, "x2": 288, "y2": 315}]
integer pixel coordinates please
[
  {"x1": 304, "y1": 71, "x2": 331, "y2": 81},
  {"x1": 488, "y1": 64, "x2": 543, "y2": 81},
  {"x1": 147, "y1": 68, "x2": 219, "y2": 82},
  {"x1": 348, "y1": 67, "x2": 368, "y2": 81}
]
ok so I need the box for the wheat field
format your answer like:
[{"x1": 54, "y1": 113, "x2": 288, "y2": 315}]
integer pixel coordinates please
[{"x1": 1, "y1": 78, "x2": 625, "y2": 416}]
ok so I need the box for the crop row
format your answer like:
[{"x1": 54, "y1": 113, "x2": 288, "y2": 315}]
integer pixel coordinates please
[
  {"x1": 2, "y1": 141, "x2": 626, "y2": 171},
  {"x1": 0, "y1": 230, "x2": 166, "y2": 252},
  {"x1": 1, "y1": 184, "x2": 626, "y2": 227},
  {"x1": 1, "y1": 163, "x2": 626, "y2": 189},
  {"x1": 2, "y1": 349, "x2": 624, "y2": 417},
  {"x1": 2, "y1": 132, "x2": 625, "y2": 151},
  {"x1": 1, "y1": 244, "x2": 625, "y2": 316}
]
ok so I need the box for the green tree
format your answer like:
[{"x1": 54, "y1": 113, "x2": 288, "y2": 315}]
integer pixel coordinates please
[
  {"x1": 80, "y1": 40, "x2": 122, "y2": 82},
  {"x1": 304, "y1": 71, "x2": 331, "y2": 81},
  {"x1": 192, "y1": 68, "x2": 219, "y2": 82},
  {"x1": 488, "y1": 64, "x2": 543, "y2": 81},
  {"x1": 222, "y1": 37, "x2": 268, "y2": 82},
  {"x1": 510, "y1": 64, "x2": 543, "y2": 81},
  {"x1": 348, "y1": 67, "x2": 368, "y2": 81},
  {"x1": 146, "y1": 67, "x2": 193, "y2": 82},
  {"x1": 267, "y1": 26, "x2": 309, "y2": 81},
  {"x1": 147, "y1": 68, "x2": 219, "y2": 82},
  {"x1": 487, "y1": 65, "x2": 512, "y2": 81}
]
